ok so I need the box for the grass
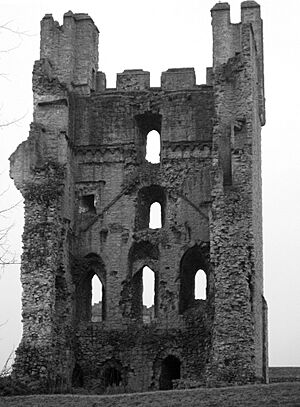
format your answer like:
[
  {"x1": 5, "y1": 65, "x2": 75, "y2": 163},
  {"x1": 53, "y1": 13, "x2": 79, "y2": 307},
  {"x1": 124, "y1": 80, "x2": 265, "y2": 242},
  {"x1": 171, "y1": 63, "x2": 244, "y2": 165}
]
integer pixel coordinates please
[
  {"x1": 269, "y1": 367, "x2": 300, "y2": 382},
  {"x1": 1, "y1": 382, "x2": 300, "y2": 407}
]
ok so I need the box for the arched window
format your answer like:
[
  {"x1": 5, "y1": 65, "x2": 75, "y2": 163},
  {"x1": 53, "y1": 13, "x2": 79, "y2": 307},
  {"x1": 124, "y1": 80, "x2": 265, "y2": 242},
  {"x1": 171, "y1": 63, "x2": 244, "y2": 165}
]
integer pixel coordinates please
[
  {"x1": 128, "y1": 242, "x2": 158, "y2": 322},
  {"x1": 92, "y1": 274, "x2": 102, "y2": 304},
  {"x1": 149, "y1": 202, "x2": 162, "y2": 229},
  {"x1": 195, "y1": 269, "x2": 207, "y2": 300},
  {"x1": 142, "y1": 266, "x2": 155, "y2": 323},
  {"x1": 145, "y1": 130, "x2": 161, "y2": 163},
  {"x1": 179, "y1": 245, "x2": 209, "y2": 314},
  {"x1": 135, "y1": 185, "x2": 166, "y2": 231},
  {"x1": 91, "y1": 275, "x2": 103, "y2": 322},
  {"x1": 135, "y1": 112, "x2": 162, "y2": 163},
  {"x1": 76, "y1": 254, "x2": 106, "y2": 322}
]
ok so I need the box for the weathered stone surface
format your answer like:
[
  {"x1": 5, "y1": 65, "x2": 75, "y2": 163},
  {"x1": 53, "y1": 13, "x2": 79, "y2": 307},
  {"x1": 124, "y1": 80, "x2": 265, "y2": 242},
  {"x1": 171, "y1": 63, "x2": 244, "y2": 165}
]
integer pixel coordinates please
[{"x1": 9, "y1": 2, "x2": 267, "y2": 393}]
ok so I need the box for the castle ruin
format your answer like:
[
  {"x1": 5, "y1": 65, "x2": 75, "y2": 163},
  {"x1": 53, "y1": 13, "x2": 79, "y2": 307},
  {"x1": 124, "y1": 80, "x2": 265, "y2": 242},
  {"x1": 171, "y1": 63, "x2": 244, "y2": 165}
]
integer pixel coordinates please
[{"x1": 10, "y1": 1, "x2": 268, "y2": 392}]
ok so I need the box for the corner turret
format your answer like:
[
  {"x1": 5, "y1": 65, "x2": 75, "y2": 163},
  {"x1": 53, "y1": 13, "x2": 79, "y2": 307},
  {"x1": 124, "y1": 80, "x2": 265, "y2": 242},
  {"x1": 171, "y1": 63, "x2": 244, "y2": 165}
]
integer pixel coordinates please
[
  {"x1": 211, "y1": 1, "x2": 265, "y2": 124},
  {"x1": 40, "y1": 11, "x2": 99, "y2": 94}
]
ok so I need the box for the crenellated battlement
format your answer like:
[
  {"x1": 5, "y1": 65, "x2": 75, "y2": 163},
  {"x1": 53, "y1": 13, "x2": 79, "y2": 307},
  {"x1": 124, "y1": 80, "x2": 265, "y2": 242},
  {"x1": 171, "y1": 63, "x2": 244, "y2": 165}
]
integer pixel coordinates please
[
  {"x1": 113, "y1": 68, "x2": 197, "y2": 91},
  {"x1": 37, "y1": 2, "x2": 264, "y2": 120}
]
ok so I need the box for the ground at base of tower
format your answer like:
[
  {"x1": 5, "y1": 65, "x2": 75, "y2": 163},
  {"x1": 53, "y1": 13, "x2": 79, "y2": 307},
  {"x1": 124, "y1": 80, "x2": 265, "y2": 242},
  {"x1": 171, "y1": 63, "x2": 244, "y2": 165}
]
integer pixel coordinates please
[{"x1": 1, "y1": 382, "x2": 300, "y2": 407}]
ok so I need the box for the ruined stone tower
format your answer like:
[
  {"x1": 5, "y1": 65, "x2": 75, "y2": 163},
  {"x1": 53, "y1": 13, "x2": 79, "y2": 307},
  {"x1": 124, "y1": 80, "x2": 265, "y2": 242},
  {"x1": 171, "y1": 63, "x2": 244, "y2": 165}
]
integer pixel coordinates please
[{"x1": 10, "y1": 1, "x2": 268, "y2": 392}]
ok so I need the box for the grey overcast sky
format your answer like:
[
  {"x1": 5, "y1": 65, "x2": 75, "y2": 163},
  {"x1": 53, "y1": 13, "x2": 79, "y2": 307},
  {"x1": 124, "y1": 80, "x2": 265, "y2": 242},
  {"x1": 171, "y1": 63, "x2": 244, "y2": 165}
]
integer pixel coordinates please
[{"x1": 0, "y1": 0, "x2": 299, "y2": 369}]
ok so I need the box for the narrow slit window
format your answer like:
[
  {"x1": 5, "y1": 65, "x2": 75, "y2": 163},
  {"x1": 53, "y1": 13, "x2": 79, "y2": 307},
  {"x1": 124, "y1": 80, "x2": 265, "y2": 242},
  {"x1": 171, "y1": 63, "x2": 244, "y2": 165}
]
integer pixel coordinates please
[
  {"x1": 149, "y1": 202, "x2": 162, "y2": 229},
  {"x1": 91, "y1": 275, "x2": 103, "y2": 322},
  {"x1": 145, "y1": 130, "x2": 161, "y2": 163},
  {"x1": 142, "y1": 266, "x2": 155, "y2": 323},
  {"x1": 195, "y1": 269, "x2": 207, "y2": 300}
]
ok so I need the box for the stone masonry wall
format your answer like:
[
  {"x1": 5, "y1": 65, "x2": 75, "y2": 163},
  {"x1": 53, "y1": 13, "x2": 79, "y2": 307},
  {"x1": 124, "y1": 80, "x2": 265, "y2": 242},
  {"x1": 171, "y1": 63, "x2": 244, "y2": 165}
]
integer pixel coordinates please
[{"x1": 10, "y1": 1, "x2": 267, "y2": 393}]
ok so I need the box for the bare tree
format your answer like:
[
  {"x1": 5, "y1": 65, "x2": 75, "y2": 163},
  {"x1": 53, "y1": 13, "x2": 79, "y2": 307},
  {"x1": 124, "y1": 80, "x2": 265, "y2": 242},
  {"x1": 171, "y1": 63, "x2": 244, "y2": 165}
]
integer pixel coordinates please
[
  {"x1": 0, "y1": 187, "x2": 21, "y2": 270},
  {"x1": 0, "y1": 346, "x2": 14, "y2": 377},
  {"x1": 0, "y1": 21, "x2": 28, "y2": 377},
  {"x1": 0, "y1": 19, "x2": 29, "y2": 268},
  {"x1": 0, "y1": 183, "x2": 21, "y2": 373},
  {"x1": 0, "y1": 20, "x2": 31, "y2": 127}
]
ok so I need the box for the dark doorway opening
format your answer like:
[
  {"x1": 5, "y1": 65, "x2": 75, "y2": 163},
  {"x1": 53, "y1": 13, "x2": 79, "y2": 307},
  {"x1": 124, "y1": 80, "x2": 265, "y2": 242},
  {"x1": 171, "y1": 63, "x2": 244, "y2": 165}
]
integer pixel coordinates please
[
  {"x1": 159, "y1": 355, "x2": 181, "y2": 390},
  {"x1": 104, "y1": 367, "x2": 122, "y2": 388},
  {"x1": 72, "y1": 363, "x2": 84, "y2": 388}
]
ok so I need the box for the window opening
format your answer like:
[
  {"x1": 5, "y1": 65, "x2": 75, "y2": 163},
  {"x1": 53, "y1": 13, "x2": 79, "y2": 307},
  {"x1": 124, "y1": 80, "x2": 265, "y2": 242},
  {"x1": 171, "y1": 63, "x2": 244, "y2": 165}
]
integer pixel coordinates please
[
  {"x1": 195, "y1": 269, "x2": 207, "y2": 300},
  {"x1": 77, "y1": 254, "x2": 106, "y2": 322},
  {"x1": 142, "y1": 266, "x2": 155, "y2": 323},
  {"x1": 159, "y1": 356, "x2": 181, "y2": 390},
  {"x1": 149, "y1": 202, "x2": 162, "y2": 229},
  {"x1": 145, "y1": 130, "x2": 160, "y2": 163},
  {"x1": 91, "y1": 68, "x2": 96, "y2": 90},
  {"x1": 135, "y1": 185, "x2": 166, "y2": 231},
  {"x1": 247, "y1": 273, "x2": 254, "y2": 312},
  {"x1": 129, "y1": 242, "x2": 158, "y2": 321},
  {"x1": 79, "y1": 194, "x2": 96, "y2": 214},
  {"x1": 91, "y1": 275, "x2": 103, "y2": 322},
  {"x1": 179, "y1": 245, "x2": 209, "y2": 314}
]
